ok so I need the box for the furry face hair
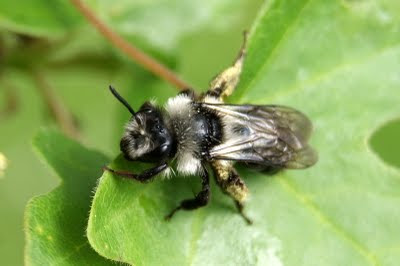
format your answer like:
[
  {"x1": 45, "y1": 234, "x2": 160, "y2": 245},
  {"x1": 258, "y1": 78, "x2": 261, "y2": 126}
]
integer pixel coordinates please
[{"x1": 121, "y1": 115, "x2": 154, "y2": 159}]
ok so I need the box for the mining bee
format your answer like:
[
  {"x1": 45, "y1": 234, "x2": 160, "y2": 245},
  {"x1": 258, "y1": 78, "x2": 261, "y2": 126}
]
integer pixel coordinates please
[{"x1": 104, "y1": 34, "x2": 317, "y2": 224}]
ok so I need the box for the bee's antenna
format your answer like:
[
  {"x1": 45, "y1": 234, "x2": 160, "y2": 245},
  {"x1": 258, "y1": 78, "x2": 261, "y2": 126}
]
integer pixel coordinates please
[{"x1": 109, "y1": 85, "x2": 135, "y2": 116}]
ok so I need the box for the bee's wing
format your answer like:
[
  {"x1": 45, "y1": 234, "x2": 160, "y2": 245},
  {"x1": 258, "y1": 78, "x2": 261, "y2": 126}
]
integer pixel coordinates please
[{"x1": 203, "y1": 103, "x2": 317, "y2": 169}]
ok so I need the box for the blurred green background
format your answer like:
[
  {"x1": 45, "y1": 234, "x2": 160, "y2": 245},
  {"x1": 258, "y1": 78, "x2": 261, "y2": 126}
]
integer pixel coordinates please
[{"x1": 0, "y1": 1, "x2": 399, "y2": 265}]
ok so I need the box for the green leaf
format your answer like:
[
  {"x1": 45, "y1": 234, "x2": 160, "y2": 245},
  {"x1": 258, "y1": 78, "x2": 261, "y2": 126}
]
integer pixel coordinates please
[
  {"x1": 87, "y1": 0, "x2": 400, "y2": 265},
  {"x1": 25, "y1": 129, "x2": 111, "y2": 265},
  {"x1": 89, "y1": 0, "x2": 248, "y2": 53},
  {"x1": 0, "y1": 0, "x2": 81, "y2": 37},
  {"x1": 230, "y1": 0, "x2": 400, "y2": 264},
  {"x1": 0, "y1": 0, "x2": 248, "y2": 53}
]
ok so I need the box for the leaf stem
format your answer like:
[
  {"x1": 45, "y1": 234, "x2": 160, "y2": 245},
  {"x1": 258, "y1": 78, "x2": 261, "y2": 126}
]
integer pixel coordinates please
[
  {"x1": 70, "y1": 0, "x2": 191, "y2": 90},
  {"x1": 32, "y1": 70, "x2": 81, "y2": 140},
  {"x1": 0, "y1": 83, "x2": 19, "y2": 119}
]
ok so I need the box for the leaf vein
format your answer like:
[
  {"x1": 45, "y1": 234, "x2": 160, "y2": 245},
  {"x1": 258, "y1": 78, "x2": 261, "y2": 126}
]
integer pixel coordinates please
[{"x1": 278, "y1": 177, "x2": 380, "y2": 266}]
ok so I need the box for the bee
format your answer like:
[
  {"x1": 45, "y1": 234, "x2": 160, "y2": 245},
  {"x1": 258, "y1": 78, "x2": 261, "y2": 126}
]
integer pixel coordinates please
[{"x1": 104, "y1": 34, "x2": 317, "y2": 224}]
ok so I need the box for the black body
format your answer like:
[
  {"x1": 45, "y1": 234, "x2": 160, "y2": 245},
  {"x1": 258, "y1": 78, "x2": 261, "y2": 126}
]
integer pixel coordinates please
[{"x1": 192, "y1": 103, "x2": 223, "y2": 156}]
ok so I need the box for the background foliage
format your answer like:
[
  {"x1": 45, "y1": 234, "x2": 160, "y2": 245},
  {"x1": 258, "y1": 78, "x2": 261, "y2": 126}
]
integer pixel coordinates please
[{"x1": 1, "y1": 0, "x2": 400, "y2": 265}]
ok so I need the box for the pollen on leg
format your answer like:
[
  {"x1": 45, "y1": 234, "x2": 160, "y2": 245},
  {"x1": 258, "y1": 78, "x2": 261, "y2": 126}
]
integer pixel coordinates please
[
  {"x1": 226, "y1": 181, "x2": 249, "y2": 203},
  {"x1": 211, "y1": 160, "x2": 252, "y2": 223}
]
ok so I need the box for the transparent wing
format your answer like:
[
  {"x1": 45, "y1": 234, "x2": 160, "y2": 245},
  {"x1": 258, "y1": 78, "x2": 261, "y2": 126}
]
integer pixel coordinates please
[{"x1": 203, "y1": 103, "x2": 317, "y2": 169}]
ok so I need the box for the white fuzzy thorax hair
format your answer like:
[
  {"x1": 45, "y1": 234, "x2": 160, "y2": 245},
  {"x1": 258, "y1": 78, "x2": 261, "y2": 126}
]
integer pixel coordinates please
[{"x1": 165, "y1": 95, "x2": 202, "y2": 176}]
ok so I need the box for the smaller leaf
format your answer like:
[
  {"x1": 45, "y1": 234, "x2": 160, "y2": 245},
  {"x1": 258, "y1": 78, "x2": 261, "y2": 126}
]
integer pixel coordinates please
[
  {"x1": 24, "y1": 129, "x2": 112, "y2": 265},
  {"x1": 87, "y1": 157, "x2": 286, "y2": 266}
]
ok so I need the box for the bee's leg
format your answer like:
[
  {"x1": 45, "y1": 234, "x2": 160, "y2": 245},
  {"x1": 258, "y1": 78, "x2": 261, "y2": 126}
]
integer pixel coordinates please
[
  {"x1": 211, "y1": 160, "x2": 252, "y2": 224},
  {"x1": 205, "y1": 32, "x2": 247, "y2": 100},
  {"x1": 102, "y1": 163, "x2": 168, "y2": 183},
  {"x1": 165, "y1": 165, "x2": 210, "y2": 220},
  {"x1": 178, "y1": 88, "x2": 196, "y2": 98}
]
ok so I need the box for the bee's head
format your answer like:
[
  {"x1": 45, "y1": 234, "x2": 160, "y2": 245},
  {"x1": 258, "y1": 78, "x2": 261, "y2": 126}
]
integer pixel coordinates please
[{"x1": 109, "y1": 86, "x2": 175, "y2": 162}]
